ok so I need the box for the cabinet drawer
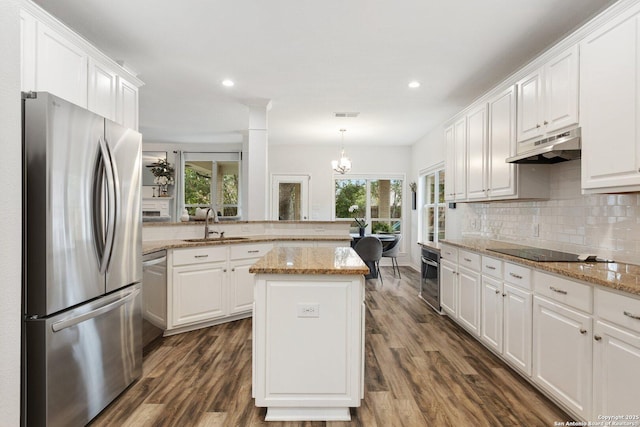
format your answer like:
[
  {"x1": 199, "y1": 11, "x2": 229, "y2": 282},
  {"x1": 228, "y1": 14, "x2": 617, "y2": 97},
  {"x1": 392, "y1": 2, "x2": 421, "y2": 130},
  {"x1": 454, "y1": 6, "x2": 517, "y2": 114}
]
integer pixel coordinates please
[
  {"x1": 230, "y1": 243, "x2": 273, "y2": 260},
  {"x1": 535, "y1": 271, "x2": 592, "y2": 313},
  {"x1": 440, "y1": 244, "x2": 458, "y2": 261},
  {"x1": 595, "y1": 288, "x2": 640, "y2": 333},
  {"x1": 504, "y1": 263, "x2": 532, "y2": 290},
  {"x1": 459, "y1": 250, "x2": 481, "y2": 271},
  {"x1": 172, "y1": 246, "x2": 227, "y2": 266},
  {"x1": 482, "y1": 256, "x2": 503, "y2": 279}
]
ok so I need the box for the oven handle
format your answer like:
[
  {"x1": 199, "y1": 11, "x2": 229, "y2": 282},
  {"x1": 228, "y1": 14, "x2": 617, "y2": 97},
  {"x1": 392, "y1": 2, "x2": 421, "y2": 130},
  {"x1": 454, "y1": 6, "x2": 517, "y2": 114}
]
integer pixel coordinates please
[{"x1": 422, "y1": 257, "x2": 439, "y2": 268}]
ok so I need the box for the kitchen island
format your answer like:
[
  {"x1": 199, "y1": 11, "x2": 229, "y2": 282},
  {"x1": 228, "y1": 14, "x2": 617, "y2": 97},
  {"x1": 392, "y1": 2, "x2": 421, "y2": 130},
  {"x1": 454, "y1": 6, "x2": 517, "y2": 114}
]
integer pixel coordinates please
[{"x1": 250, "y1": 246, "x2": 369, "y2": 421}]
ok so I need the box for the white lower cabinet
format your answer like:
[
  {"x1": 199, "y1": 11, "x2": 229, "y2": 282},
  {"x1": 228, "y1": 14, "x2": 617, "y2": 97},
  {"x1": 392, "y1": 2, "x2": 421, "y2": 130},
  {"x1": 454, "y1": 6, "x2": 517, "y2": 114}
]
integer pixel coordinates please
[
  {"x1": 481, "y1": 275, "x2": 503, "y2": 353},
  {"x1": 172, "y1": 261, "x2": 226, "y2": 327},
  {"x1": 592, "y1": 288, "x2": 640, "y2": 418},
  {"x1": 440, "y1": 258, "x2": 458, "y2": 317},
  {"x1": 165, "y1": 243, "x2": 273, "y2": 334},
  {"x1": 457, "y1": 265, "x2": 481, "y2": 336},
  {"x1": 533, "y1": 295, "x2": 592, "y2": 419},
  {"x1": 502, "y1": 283, "x2": 532, "y2": 375},
  {"x1": 480, "y1": 257, "x2": 532, "y2": 376}
]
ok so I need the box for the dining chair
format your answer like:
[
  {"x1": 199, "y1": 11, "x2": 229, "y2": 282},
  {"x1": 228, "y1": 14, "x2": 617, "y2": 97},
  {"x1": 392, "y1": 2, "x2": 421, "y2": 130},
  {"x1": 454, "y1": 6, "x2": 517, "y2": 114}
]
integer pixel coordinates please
[
  {"x1": 381, "y1": 234, "x2": 402, "y2": 278},
  {"x1": 354, "y1": 236, "x2": 383, "y2": 284}
]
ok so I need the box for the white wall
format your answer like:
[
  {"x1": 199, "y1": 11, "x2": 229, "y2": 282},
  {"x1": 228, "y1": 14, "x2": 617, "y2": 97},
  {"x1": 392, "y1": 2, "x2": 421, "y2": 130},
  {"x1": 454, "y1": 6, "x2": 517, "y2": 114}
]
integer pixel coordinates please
[
  {"x1": 0, "y1": 0, "x2": 23, "y2": 424},
  {"x1": 270, "y1": 144, "x2": 411, "y2": 220},
  {"x1": 269, "y1": 144, "x2": 413, "y2": 263}
]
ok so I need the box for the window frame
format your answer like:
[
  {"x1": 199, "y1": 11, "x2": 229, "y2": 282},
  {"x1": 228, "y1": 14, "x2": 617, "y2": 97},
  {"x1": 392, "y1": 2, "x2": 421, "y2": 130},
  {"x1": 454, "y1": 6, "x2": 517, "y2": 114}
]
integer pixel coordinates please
[
  {"x1": 332, "y1": 173, "x2": 406, "y2": 248},
  {"x1": 419, "y1": 163, "x2": 446, "y2": 243},
  {"x1": 182, "y1": 152, "x2": 242, "y2": 219}
]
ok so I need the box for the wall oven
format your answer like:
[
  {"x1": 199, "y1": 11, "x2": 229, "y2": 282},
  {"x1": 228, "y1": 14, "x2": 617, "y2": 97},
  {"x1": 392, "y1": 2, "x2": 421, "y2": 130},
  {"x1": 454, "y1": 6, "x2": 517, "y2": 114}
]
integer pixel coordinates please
[{"x1": 420, "y1": 246, "x2": 440, "y2": 313}]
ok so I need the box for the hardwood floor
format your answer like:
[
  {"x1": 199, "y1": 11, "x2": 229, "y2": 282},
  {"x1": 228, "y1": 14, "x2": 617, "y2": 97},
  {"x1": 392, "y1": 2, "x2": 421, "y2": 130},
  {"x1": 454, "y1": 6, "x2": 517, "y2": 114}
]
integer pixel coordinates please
[{"x1": 90, "y1": 267, "x2": 570, "y2": 426}]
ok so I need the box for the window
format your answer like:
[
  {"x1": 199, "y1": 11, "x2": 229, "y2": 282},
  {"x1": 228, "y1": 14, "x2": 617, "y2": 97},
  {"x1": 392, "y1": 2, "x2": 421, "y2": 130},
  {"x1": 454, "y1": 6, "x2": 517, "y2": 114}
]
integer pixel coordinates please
[
  {"x1": 182, "y1": 152, "x2": 240, "y2": 218},
  {"x1": 334, "y1": 176, "x2": 403, "y2": 234},
  {"x1": 420, "y1": 166, "x2": 445, "y2": 242}
]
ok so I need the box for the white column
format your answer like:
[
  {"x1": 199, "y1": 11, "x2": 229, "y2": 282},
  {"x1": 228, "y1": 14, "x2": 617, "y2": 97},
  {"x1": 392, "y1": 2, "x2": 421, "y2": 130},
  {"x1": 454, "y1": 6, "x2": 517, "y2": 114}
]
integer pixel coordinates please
[
  {"x1": 244, "y1": 99, "x2": 271, "y2": 220},
  {"x1": 0, "y1": 1, "x2": 24, "y2": 425}
]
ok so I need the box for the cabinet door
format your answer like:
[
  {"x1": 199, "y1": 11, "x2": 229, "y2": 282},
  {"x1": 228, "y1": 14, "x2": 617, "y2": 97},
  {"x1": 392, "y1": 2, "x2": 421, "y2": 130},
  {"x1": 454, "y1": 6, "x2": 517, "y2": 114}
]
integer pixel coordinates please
[
  {"x1": 117, "y1": 77, "x2": 139, "y2": 130},
  {"x1": 533, "y1": 296, "x2": 592, "y2": 419},
  {"x1": 440, "y1": 259, "x2": 457, "y2": 317},
  {"x1": 544, "y1": 45, "x2": 579, "y2": 133},
  {"x1": 172, "y1": 262, "x2": 226, "y2": 327},
  {"x1": 35, "y1": 20, "x2": 88, "y2": 108},
  {"x1": 481, "y1": 275, "x2": 503, "y2": 353},
  {"x1": 503, "y1": 283, "x2": 532, "y2": 376},
  {"x1": 228, "y1": 259, "x2": 257, "y2": 315},
  {"x1": 581, "y1": 10, "x2": 640, "y2": 192},
  {"x1": 458, "y1": 265, "x2": 481, "y2": 336},
  {"x1": 466, "y1": 104, "x2": 488, "y2": 200},
  {"x1": 516, "y1": 69, "x2": 543, "y2": 142},
  {"x1": 453, "y1": 117, "x2": 467, "y2": 200},
  {"x1": 488, "y1": 86, "x2": 517, "y2": 198},
  {"x1": 88, "y1": 58, "x2": 117, "y2": 120},
  {"x1": 444, "y1": 124, "x2": 456, "y2": 201},
  {"x1": 593, "y1": 320, "x2": 640, "y2": 418}
]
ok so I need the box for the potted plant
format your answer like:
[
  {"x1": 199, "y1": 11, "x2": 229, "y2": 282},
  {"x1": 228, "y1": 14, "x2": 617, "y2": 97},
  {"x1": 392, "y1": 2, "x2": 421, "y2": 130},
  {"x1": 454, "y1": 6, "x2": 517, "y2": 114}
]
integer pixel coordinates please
[
  {"x1": 148, "y1": 158, "x2": 175, "y2": 197},
  {"x1": 348, "y1": 205, "x2": 368, "y2": 236}
]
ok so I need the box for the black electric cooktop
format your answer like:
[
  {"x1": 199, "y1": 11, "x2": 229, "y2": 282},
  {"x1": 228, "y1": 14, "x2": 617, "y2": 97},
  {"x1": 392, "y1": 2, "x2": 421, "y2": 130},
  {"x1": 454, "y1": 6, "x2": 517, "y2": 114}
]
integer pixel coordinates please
[{"x1": 487, "y1": 246, "x2": 610, "y2": 262}]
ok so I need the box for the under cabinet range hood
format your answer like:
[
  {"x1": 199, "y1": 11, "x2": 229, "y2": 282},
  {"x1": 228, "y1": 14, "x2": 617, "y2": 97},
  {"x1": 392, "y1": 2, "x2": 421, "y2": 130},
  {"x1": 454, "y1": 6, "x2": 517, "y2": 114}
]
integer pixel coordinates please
[{"x1": 506, "y1": 127, "x2": 581, "y2": 164}]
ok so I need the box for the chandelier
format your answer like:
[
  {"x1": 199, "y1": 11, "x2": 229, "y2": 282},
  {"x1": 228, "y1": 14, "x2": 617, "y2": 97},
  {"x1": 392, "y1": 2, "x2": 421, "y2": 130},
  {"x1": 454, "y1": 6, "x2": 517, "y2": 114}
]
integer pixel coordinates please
[{"x1": 331, "y1": 129, "x2": 352, "y2": 174}]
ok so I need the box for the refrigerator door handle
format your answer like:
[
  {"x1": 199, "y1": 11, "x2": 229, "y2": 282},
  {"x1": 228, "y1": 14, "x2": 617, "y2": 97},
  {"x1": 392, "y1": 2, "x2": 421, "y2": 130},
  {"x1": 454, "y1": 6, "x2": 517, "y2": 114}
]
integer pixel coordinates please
[
  {"x1": 98, "y1": 136, "x2": 119, "y2": 274},
  {"x1": 51, "y1": 287, "x2": 140, "y2": 332}
]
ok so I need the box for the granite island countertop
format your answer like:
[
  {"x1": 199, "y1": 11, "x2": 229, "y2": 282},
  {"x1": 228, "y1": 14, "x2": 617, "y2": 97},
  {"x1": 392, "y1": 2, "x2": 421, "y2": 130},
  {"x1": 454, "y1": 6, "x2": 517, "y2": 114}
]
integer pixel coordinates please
[
  {"x1": 143, "y1": 234, "x2": 352, "y2": 255},
  {"x1": 249, "y1": 247, "x2": 369, "y2": 275},
  {"x1": 442, "y1": 238, "x2": 640, "y2": 297}
]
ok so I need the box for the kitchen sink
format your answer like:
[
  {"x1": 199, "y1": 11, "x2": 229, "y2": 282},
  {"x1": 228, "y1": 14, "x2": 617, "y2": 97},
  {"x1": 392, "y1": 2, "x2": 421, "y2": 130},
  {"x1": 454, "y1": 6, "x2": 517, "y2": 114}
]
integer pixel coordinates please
[{"x1": 183, "y1": 237, "x2": 249, "y2": 243}]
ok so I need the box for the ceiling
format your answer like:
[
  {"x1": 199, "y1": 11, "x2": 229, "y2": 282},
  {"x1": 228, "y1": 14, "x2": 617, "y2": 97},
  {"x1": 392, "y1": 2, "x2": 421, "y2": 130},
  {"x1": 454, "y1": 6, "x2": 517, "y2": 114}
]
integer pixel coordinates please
[{"x1": 34, "y1": 0, "x2": 616, "y2": 146}]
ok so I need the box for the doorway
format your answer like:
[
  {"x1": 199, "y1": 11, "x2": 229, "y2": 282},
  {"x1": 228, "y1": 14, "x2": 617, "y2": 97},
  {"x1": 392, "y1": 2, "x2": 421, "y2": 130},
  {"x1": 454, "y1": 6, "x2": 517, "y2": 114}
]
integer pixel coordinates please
[{"x1": 271, "y1": 175, "x2": 310, "y2": 220}]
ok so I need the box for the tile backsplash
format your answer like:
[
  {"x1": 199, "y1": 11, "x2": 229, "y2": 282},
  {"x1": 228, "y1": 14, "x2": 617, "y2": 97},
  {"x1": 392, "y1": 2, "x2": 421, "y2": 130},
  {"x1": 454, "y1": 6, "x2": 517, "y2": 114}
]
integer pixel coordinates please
[{"x1": 461, "y1": 160, "x2": 640, "y2": 265}]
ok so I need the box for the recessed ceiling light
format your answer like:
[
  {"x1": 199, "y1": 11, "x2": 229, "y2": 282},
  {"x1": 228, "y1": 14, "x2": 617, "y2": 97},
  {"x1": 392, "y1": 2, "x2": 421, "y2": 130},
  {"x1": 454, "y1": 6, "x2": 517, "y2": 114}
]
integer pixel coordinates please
[
  {"x1": 408, "y1": 81, "x2": 421, "y2": 89},
  {"x1": 222, "y1": 79, "x2": 235, "y2": 87}
]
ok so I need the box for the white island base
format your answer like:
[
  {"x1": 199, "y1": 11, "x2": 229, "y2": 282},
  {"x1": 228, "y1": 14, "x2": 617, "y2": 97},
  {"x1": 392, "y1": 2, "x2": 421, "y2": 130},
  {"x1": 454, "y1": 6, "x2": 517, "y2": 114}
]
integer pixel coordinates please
[{"x1": 250, "y1": 247, "x2": 368, "y2": 422}]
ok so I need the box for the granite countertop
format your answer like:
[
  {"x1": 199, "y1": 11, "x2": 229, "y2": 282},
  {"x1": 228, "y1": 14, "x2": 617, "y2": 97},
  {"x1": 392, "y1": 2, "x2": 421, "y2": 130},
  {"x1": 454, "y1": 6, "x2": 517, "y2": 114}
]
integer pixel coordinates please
[
  {"x1": 418, "y1": 241, "x2": 441, "y2": 252},
  {"x1": 143, "y1": 220, "x2": 345, "y2": 227},
  {"x1": 442, "y1": 238, "x2": 640, "y2": 297},
  {"x1": 142, "y1": 234, "x2": 352, "y2": 255},
  {"x1": 249, "y1": 247, "x2": 369, "y2": 275}
]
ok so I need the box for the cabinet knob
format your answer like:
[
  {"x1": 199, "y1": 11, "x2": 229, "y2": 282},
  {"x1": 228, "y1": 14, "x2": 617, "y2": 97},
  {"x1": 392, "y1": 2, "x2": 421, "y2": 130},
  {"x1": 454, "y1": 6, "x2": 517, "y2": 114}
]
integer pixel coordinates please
[
  {"x1": 536, "y1": 124, "x2": 541, "y2": 128},
  {"x1": 502, "y1": 293, "x2": 507, "y2": 297},
  {"x1": 495, "y1": 289, "x2": 500, "y2": 294},
  {"x1": 543, "y1": 120, "x2": 548, "y2": 125},
  {"x1": 580, "y1": 328, "x2": 588, "y2": 335},
  {"x1": 594, "y1": 335, "x2": 602, "y2": 341},
  {"x1": 223, "y1": 269, "x2": 227, "y2": 272}
]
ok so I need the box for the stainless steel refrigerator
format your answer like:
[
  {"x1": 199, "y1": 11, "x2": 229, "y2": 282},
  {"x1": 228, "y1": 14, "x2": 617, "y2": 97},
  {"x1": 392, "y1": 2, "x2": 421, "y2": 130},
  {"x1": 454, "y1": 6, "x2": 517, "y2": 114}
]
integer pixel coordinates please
[{"x1": 22, "y1": 92, "x2": 142, "y2": 427}]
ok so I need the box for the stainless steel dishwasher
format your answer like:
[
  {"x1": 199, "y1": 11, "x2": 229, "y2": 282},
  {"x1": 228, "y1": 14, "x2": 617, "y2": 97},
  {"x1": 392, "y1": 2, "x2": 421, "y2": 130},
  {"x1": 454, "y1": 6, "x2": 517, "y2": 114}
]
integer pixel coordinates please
[{"x1": 142, "y1": 250, "x2": 167, "y2": 345}]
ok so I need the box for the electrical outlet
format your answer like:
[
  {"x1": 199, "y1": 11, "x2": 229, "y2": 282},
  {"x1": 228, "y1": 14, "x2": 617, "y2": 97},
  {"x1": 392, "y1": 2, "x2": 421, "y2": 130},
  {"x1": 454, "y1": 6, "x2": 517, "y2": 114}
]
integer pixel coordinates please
[
  {"x1": 532, "y1": 223, "x2": 539, "y2": 237},
  {"x1": 297, "y1": 303, "x2": 320, "y2": 318}
]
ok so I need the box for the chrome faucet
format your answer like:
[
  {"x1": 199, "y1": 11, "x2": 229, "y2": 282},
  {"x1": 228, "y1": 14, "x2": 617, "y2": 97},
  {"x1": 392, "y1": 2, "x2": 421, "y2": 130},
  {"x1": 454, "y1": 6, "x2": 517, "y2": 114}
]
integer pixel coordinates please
[{"x1": 204, "y1": 207, "x2": 221, "y2": 239}]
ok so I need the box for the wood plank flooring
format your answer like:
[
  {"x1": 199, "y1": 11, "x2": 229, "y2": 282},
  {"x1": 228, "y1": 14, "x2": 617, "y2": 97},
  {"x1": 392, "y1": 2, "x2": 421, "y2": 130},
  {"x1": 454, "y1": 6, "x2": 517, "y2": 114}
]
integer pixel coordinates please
[{"x1": 90, "y1": 267, "x2": 570, "y2": 426}]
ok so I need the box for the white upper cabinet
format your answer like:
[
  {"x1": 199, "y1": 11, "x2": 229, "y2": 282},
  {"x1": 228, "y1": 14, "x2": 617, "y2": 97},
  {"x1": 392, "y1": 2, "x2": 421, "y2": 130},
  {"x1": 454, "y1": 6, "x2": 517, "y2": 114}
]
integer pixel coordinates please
[
  {"x1": 580, "y1": 5, "x2": 640, "y2": 193},
  {"x1": 29, "y1": 17, "x2": 89, "y2": 108},
  {"x1": 88, "y1": 58, "x2": 118, "y2": 121},
  {"x1": 517, "y1": 45, "x2": 579, "y2": 143},
  {"x1": 20, "y1": 3, "x2": 143, "y2": 129},
  {"x1": 466, "y1": 104, "x2": 488, "y2": 200},
  {"x1": 444, "y1": 117, "x2": 467, "y2": 201},
  {"x1": 117, "y1": 77, "x2": 139, "y2": 130},
  {"x1": 487, "y1": 86, "x2": 516, "y2": 198}
]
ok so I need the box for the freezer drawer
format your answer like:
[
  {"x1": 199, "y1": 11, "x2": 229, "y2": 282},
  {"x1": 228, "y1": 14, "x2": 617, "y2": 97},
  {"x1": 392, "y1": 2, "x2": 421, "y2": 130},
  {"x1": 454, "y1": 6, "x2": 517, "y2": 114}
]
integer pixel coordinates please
[{"x1": 25, "y1": 284, "x2": 142, "y2": 427}]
